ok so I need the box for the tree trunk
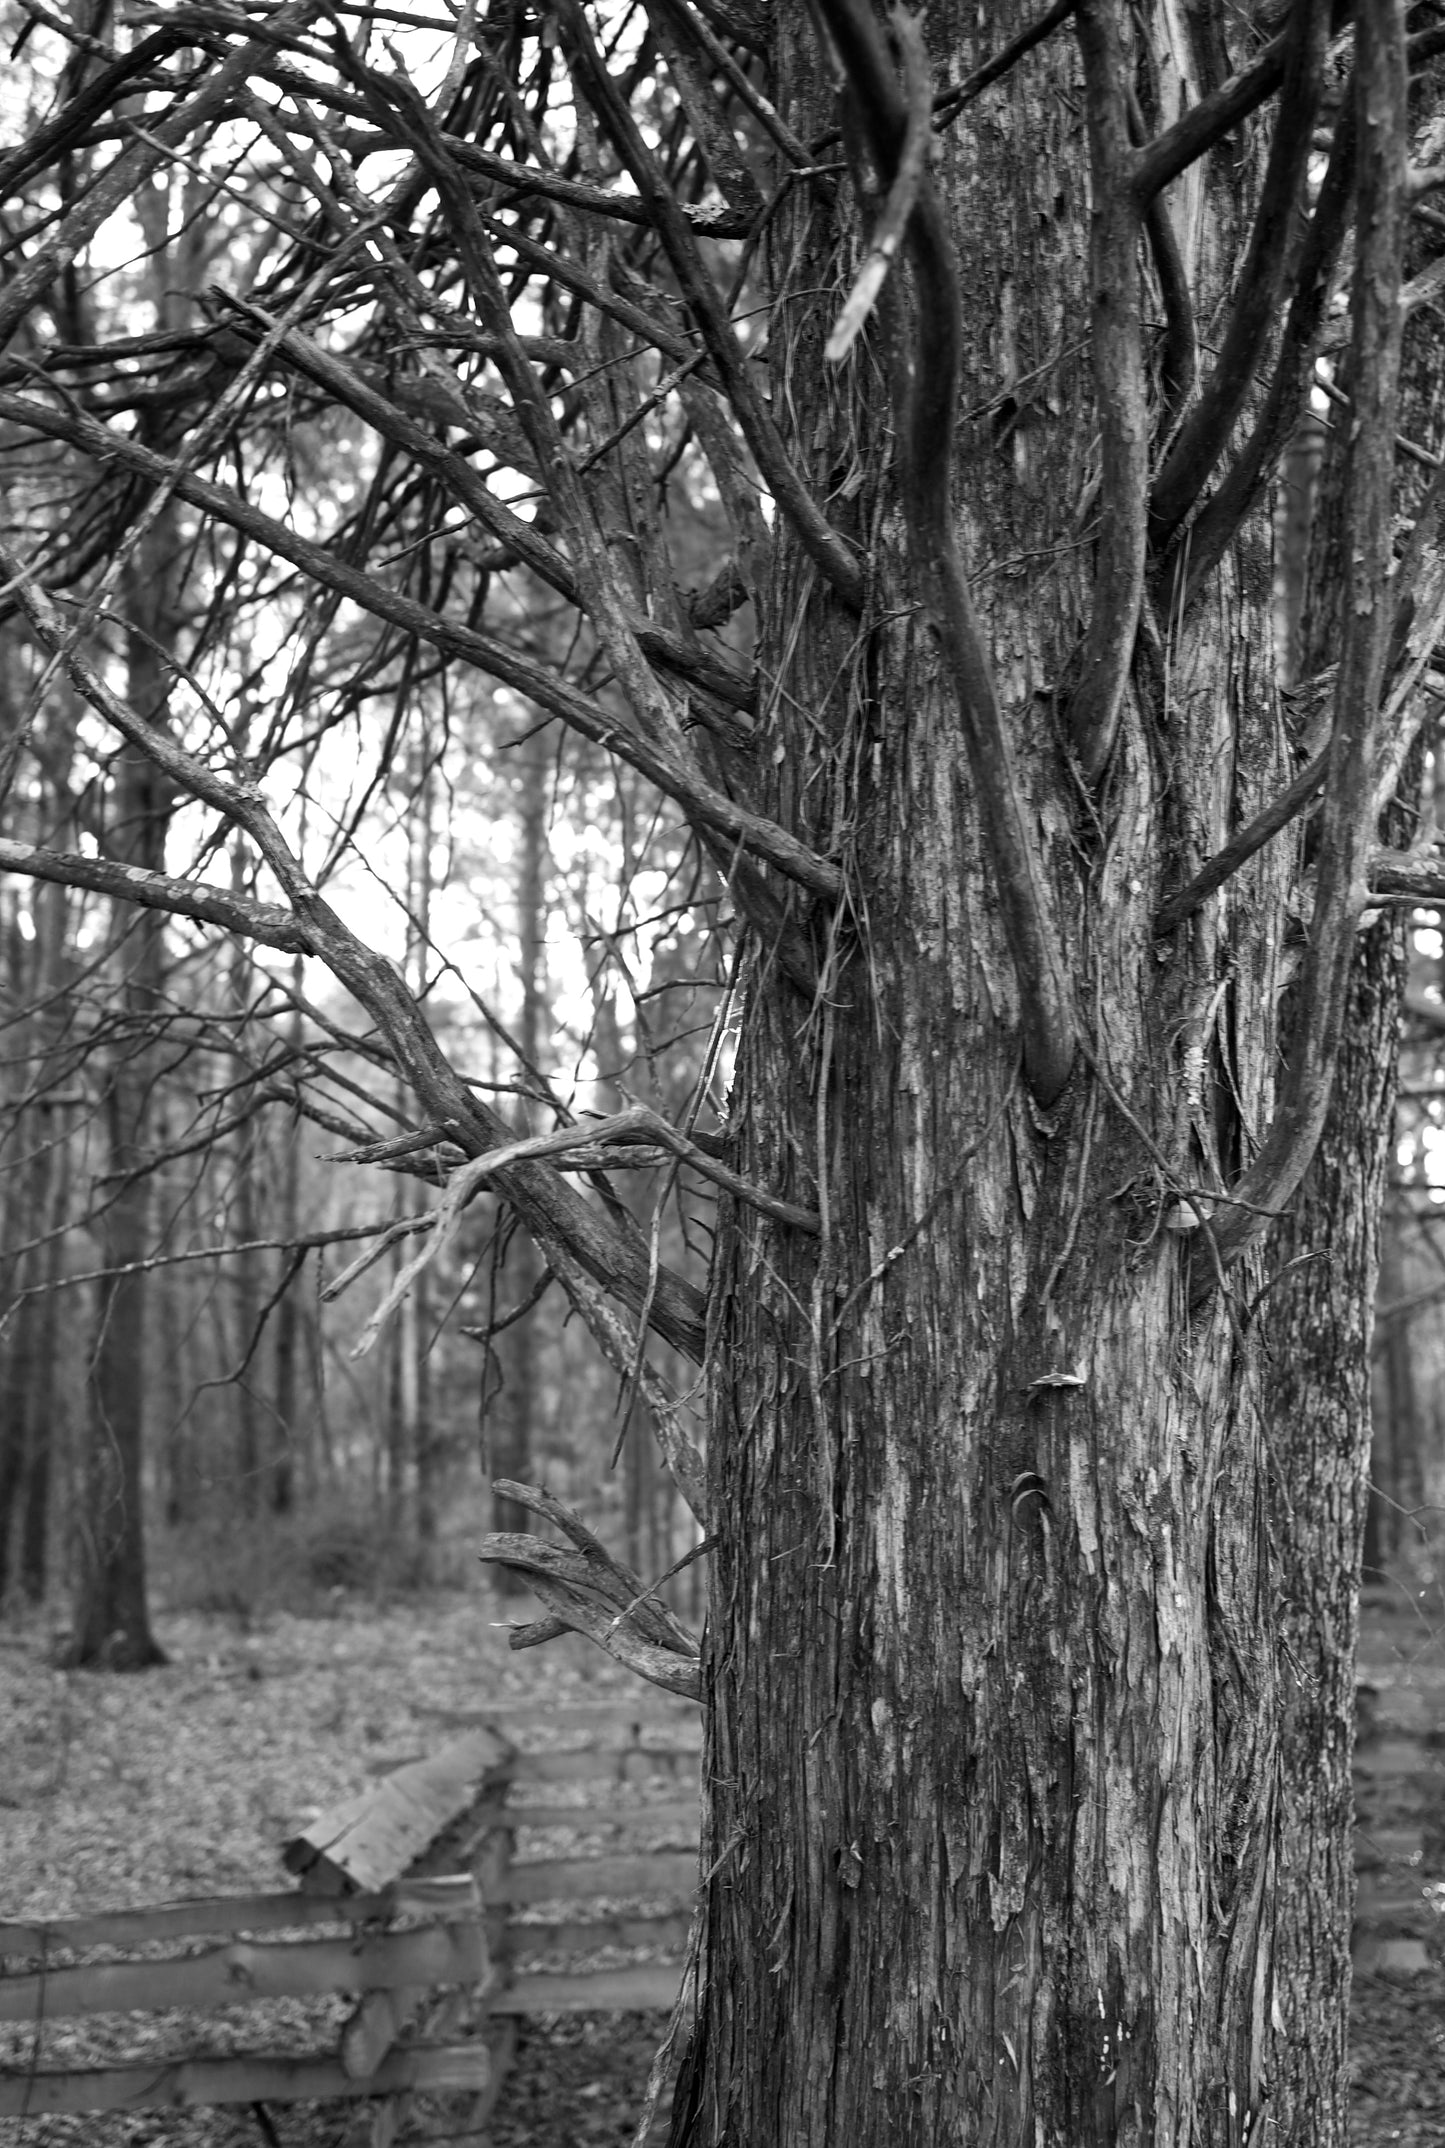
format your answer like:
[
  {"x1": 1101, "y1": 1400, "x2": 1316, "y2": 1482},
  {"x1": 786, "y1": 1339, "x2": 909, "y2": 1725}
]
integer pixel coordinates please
[
  {"x1": 66, "y1": 550, "x2": 172, "y2": 1670},
  {"x1": 489, "y1": 720, "x2": 551, "y2": 1587},
  {"x1": 674, "y1": 9, "x2": 1366, "y2": 2140},
  {"x1": 1262, "y1": 917, "x2": 1400, "y2": 2138}
]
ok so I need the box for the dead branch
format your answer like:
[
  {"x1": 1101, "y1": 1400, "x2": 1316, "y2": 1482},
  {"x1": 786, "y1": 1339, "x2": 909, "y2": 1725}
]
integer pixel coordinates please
[
  {"x1": 557, "y1": 0, "x2": 865, "y2": 612},
  {"x1": 479, "y1": 1482, "x2": 702, "y2": 1701},
  {"x1": 0, "y1": 551, "x2": 710, "y2": 1363},
  {"x1": 0, "y1": 396, "x2": 829, "y2": 897},
  {"x1": 0, "y1": 838, "x2": 308, "y2": 953}
]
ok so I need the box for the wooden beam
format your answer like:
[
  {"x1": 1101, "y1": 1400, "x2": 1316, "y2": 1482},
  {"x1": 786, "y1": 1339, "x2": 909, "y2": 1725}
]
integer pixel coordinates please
[
  {"x1": 0, "y1": 2039, "x2": 495, "y2": 2117},
  {"x1": 0, "y1": 1876, "x2": 478, "y2": 1958},
  {"x1": 507, "y1": 1910, "x2": 692, "y2": 1961},
  {"x1": 0, "y1": 1921, "x2": 486, "y2": 2025},
  {"x1": 499, "y1": 1851, "x2": 697, "y2": 1905},
  {"x1": 508, "y1": 1747, "x2": 700, "y2": 1785},
  {"x1": 491, "y1": 1963, "x2": 687, "y2": 2014},
  {"x1": 506, "y1": 1796, "x2": 700, "y2": 1832}
]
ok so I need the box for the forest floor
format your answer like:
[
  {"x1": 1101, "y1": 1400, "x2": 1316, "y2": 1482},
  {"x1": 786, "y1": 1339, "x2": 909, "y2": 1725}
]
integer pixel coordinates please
[
  {"x1": 1352, "y1": 1584, "x2": 1445, "y2": 2145},
  {"x1": 2, "y1": 1574, "x2": 1444, "y2": 2144}
]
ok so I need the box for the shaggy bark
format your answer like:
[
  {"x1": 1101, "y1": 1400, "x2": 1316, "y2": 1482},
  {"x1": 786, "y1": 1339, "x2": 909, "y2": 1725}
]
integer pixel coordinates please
[{"x1": 672, "y1": 6, "x2": 1409, "y2": 2142}]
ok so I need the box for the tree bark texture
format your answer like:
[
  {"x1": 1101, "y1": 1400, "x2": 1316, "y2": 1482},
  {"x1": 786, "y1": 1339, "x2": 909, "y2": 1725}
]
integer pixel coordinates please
[{"x1": 676, "y1": 6, "x2": 1378, "y2": 2142}]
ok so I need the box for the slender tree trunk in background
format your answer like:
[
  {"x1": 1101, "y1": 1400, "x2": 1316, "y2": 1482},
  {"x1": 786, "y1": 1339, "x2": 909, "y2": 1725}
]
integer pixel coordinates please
[
  {"x1": 228, "y1": 838, "x2": 264, "y2": 1516},
  {"x1": 410, "y1": 745, "x2": 437, "y2": 1548},
  {"x1": 384, "y1": 1268, "x2": 406, "y2": 1516},
  {"x1": 67, "y1": 541, "x2": 172, "y2": 1669},
  {"x1": 271, "y1": 966, "x2": 307, "y2": 1513},
  {"x1": 14, "y1": 1123, "x2": 65, "y2": 1601},
  {"x1": 489, "y1": 722, "x2": 550, "y2": 1588},
  {"x1": 66, "y1": 146, "x2": 217, "y2": 1664},
  {"x1": 0, "y1": 1335, "x2": 23, "y2": 1602},
  {"x1": 271, "y1": 1183, "x2": 301, "y2": 1517}
]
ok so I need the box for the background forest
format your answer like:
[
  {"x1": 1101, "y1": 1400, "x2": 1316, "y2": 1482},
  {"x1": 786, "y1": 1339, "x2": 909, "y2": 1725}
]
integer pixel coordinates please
[{"x1": 0, "y1": 0, "x2": 732, "y2": 1640}]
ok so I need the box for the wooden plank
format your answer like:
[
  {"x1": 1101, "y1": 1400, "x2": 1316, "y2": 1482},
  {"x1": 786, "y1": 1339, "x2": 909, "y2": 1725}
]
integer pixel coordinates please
[
  {"x1": 341, "y1": 1987, "x2": 416, "y2": 2080},
  {"x1": 283, "y1": 1731, "x2": 513, "y2": 1895},
  {"x1": 509, "y1": 1748, "x2": 699, "y2": 1786},
  {"x1": 419, "y1": 1701, "x2": 698, "y2": 1731},
  {"x1": 0, "y1": 1921, "x2": 486, "y2": 2025},
  {"x1": 0, "y1": 1877, "x2": 478, "y2": 1959},
  {"x1": 491, "y1": 1963, "x2": 686, "y2": 2015},
  {"x1": 499, "y1": 1852, "x2": 696, "y2": 1906},
  {"x1": 0, "y1": 2039, "x2": 495, "y2": 2117},
  {"x1": 507, "y1": 1797, "x2": 699, "y2": 1832},
  {"x1": 507, "y1": 1910, "x2": 692, "y2": 1961}
]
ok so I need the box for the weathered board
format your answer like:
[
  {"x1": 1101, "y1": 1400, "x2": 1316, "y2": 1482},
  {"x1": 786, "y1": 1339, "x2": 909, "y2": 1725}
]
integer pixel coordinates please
[
  {"x1": 282, "y1": 1729, "x2": 511, "y2": 1894},
  {"x1": 0, "y1": 2040, "x2": 493, "y2": 2118},
  {"x1": 0, "y1": 1918, "x2": 486, "y2": 2024},
  {"x1": 493, "y1": 1963, "x2": 687, "y2": 2014},
  {"x1": 0, "y1": 1875, "x2": 478, "y2": 1958}
]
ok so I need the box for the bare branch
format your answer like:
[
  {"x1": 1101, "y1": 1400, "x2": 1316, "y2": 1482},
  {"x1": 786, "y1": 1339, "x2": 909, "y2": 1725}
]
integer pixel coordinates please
[
  {"x1": 1149, "y1": 0, "x2": 1330, "y2": 554},
  {"x1": 0, "y1": 5, "x2": 320, "y2": 360},
  {"x1": 0, "y1": 397, "x2": 833, "y2": 897},
  {"x1": 212, "y1": 295, "x2": 753, "y2": 719},
  {"x1": 932, "y1": 0, "x2": 1078, "y2": 130},
  {"x1": 1153, "y1": 748, "x2": 1328, "y2": 938},
  {"x1": 1370, "y1": 847, "x2": 1445, "y2": 904},
  {"x1": 1203, "y1": 2, "x2": 1411, "y2": 1287},
  {"x1": 2, "y1": 548, "x2": 710, "y2": 1362},
  {"x1": 556, "y1": 0, "x2": 866, "y2": 612},
  {"x1": 1166, "y1": 92, "x2": 1356, "y2": 614},
  {"x1": 479, "y1": 1482, "x2": 702, "y2": 1701},
  {"x1": 351, "y1": 1106, "x2": 815, "y2": 1356},
  {"x1": 1065, "y1": 0, "x2": 1147, "y2": 782},
  {"x1": 0, "y1": 838, "x2": 309, "y2": 952},
  {"x1": 1132, "y1": 29, "x2": 1289, "y2": 206}
]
